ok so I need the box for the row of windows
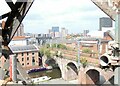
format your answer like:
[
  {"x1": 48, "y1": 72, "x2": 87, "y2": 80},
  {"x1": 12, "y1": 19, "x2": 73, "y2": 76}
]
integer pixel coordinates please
[
  {"x1": 22, "y1": 62, "x2": 35, "y2": 66},
  {"x1": 22, "y1": 57, "x2": 36, "y2": 66},
  {"x1": 21, "y1": 52, "x2": 35, "y2": 56},
  {"x1": 22, "y1": 63, "x2": 30, "y2": 66},
  {"x1": 22, "y1": 57, "x2": 34, "y2": 61}
]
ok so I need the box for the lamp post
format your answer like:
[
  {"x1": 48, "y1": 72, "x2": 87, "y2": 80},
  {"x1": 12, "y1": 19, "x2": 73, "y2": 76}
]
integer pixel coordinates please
[
  {"x1": 77, "y1": 40, "x2": 80, "y2": 70},
  {"x1": 97, "y1": 39, "x2": 101, "y2": 60}
]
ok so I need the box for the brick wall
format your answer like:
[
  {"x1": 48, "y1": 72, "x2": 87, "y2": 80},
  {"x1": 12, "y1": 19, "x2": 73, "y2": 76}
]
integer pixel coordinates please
[{"x1": 0, "y1": 51, "x2": 39, "y2": 69}]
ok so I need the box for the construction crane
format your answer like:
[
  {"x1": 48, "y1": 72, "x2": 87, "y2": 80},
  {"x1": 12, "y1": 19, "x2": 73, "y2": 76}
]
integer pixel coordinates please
[
  {"x1": 0, "y1": 0, "x2": 34, "y2": 84},
  {"x1": 91, "y1": 0, "x2": 120, "y2": 85}
]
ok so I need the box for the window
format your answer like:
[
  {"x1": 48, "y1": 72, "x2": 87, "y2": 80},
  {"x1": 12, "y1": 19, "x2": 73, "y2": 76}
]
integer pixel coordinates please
[
  {"x1": 27, "y1": 63, "x2": 29, "y2": 65},
  {"x1": 22, "y1": 63, "x2": 24, "y2": 66},
  {"x1": 32, "y1": 57, "x2": 35, "y2": 62},
  {"x1": 22, "y1": 58, "x2": 24, "y2": 61},
  {"x1": 22, "y1": 53, "x2": 24, "y2": 56},
  {"x1": 27, "y1": 52, "x2": 29, "y2": 56},
  {"x1": 32, "y1": 52, "x2": 34, "y2": 55},
  {"x1": 32, "y1": 57, "x2": 35, "y2": 66},
  {"x1": 27, "y1": 57, "x2": 29, "y2": 61}
]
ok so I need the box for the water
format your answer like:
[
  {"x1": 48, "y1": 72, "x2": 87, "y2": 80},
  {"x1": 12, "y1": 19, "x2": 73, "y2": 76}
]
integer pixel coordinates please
[{"x1": 28, "y1": 67, "x2": 61, "y2": 79}]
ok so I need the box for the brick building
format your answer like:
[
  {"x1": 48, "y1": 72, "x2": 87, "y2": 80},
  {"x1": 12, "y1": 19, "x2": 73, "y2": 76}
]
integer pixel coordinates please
[
  {"x1": 79, "y1": 38, "x2": 110, "y2": 55},
  {"x1": 0, "y1": 45, "x2": 40, "y2": 69}
]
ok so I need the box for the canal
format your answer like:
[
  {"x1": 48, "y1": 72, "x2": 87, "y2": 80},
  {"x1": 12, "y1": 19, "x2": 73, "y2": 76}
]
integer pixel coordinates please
[{"x1": 28, "y1": 67, "x2": 61, "y2": 79}]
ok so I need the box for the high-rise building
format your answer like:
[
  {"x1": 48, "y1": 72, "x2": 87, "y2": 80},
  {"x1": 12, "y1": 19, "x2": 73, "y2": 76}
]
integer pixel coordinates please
[
  {"x1": 61, "y1": 28, "x2": 68, "y2": 38},
  {"x1": 99, "y1": 17, "x2": 112, "y2": 31},
  {"x1": 49, "y1": 27, "x2": 60, "y2": 38},
  {"x1": 14, "y1": 23, "x2": 24, "y2": 36},
  {"x1": 52, "y1": 27, "x2": 59, "y2": 32},
  {"x1": 83, "y1": 30, "x2": 89, "y2": 36}
]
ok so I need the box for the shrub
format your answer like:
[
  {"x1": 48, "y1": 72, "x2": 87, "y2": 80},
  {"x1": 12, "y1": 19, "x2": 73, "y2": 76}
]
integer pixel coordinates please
[
  {"x1": 80, "y1": 58, "x2": 88, "y2": 68},
  {"x1": 39, "y1": 47, "x2": 45, "y2": 57},
  {"x1": 45, "y1": 49, "x2": 51, "y2": 58},
  {"x1": 46, "y1": 44, "x2": 50, "y2": 48},
  {"x1": 82, "y1": 48, "x2": 92, "y2": 54}
]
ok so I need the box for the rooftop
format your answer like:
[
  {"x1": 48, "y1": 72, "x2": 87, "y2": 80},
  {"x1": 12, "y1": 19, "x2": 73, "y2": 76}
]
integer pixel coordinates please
[
  {"x1": 12, "y1": 36, "x2": 29, "y2": 41},
  {"x1": 9, "y1": 45, "x2": 39, "y2": 53}
]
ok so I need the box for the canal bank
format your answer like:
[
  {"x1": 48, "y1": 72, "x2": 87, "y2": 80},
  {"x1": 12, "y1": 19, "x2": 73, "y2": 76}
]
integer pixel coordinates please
[{"x1": 28, "y1": 67, "x2": 61, "y2": 79}]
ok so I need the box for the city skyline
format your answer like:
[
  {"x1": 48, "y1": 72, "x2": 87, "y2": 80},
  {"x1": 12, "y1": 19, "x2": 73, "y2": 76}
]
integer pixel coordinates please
[{"x1": 0, "y1": 0, "x2": 112, "y2": 34}]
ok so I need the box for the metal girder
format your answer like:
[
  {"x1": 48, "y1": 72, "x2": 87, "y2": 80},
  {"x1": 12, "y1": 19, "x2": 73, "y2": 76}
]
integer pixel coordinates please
[
  {"x1": 0, "y1": 12, "x2": 10, "y2": 20},
  {"x1": 91, "y1": 0, "x2": 116, "y2": 21},
  {"x1": 5, "y1": 0, "x2": 15, "y2": 11},
  {"x1": 2, "y1": 0, "x2": 34, "y2": 46}
]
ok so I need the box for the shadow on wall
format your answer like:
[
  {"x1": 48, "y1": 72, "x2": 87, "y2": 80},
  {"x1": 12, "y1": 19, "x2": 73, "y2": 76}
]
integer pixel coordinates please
[
  {"x1": 86, "y1": 69, "x2": 100, "y2": 85},
  {"x1": 67, "y1": 62, "x2": 78, "y2": 75}
]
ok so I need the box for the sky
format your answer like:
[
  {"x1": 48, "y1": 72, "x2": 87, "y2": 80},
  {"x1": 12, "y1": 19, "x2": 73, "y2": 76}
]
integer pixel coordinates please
[{"x1": 0, "y1": 0, "x2": 109, "y2": 34}]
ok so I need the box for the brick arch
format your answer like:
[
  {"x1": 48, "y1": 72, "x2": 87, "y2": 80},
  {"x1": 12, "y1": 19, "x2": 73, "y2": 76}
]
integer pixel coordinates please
[
  {"x1": 85, "y1": 69, "x2": 100, "y2": 84},
  {"x1": 85, "y1": 67, "x2": 114, "y2": 83},
  {"x1": 85, "y1": 67, "x2": 101, "y2": 73},
  {"x1": 66, "y1": 62, "x2": 78, "y2": 75},
  {"x1": 44, "y1": 58, "x2": 62, "y2": 77}
]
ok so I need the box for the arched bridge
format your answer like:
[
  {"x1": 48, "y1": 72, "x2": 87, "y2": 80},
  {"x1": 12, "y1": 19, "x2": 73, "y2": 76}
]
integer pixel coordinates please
[{"x1": 42, "y1": 56, "x2": 79, "y2": 80}]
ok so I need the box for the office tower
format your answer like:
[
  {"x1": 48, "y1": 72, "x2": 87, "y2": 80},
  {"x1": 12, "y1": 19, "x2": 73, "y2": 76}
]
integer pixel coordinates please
[
  {"x1": 99, "y1": 17, "x2": 112, "y2": 31},
  {"x1": 61, "y1": 28, "x2": 68, "y2": 38}
]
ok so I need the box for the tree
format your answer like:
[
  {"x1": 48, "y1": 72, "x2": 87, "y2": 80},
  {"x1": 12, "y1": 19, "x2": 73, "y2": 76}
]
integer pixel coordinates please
[
  {"x1": 39, "y1": 47, "x2": 45, "y2": 57},
  {"x1": 45, "y1": 49, "x2": 51, "y2": 59}
]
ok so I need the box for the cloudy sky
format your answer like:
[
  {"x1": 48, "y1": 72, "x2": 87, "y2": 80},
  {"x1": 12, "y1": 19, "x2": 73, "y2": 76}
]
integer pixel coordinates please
[{"x1": 0, "y1": 0, "x2": 109, "y2": 34}]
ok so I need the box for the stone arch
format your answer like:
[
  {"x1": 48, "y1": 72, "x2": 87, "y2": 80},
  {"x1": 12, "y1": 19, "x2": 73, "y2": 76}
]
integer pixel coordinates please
[
  {"x1": 85, "y1": 69, "x2": 100, "y2": 85},
  {"x1": 67, "y1": 62, "x2": 78, "y2": 75},
  {"x1": 45, "y1": 58, "x2": 62, "y2": 78},
  {"x1": 45, "y1": 58, "x2": 56, "y2": 67}
]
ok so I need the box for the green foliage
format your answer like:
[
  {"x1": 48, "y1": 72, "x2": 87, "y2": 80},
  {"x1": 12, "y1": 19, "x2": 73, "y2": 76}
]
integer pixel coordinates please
[
  {"x1": 52, "y1": 44, "x2": 56, "y2": 48},
  {"x1": 39, "y1": 47, "x2": 51, "y2": 58},
  {"x1": 54, "y1": 51, "x2": 63, "y2": 58},
  {"x1": 46, "y1": 44, "x2": 50, "y2": 48},
  {"x1": 45, "y1": 49, "x2": 51, "y2": 58},
  {"x1": 82, "y1": 48, "x2": 92, "y2": 54},
  {"x1": 80, "y1": 58, "x2": 88, "y2": 68},
  {"x1": 59, "y1": 51, "x2": 63, "y2": 58},
  {"x1": 57, "y1": 44, "x2": 67, "y2": 49},
  {"x1": 39, "y1": 47, "x2": 45, "y2": 57},
  {"x1": 51, "y1": 43, "x2": 67, "y2": 50}
]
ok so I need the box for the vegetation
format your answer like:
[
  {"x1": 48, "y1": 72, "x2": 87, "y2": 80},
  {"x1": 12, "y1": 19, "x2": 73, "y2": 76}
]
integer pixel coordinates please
[
  {"x1": 46, "y1": 44, "x2": 50, "y2": 48},
  {"x1": 39, "y1": 47, "x2": 52, "y2": 58},
  {"x1": 44, "y1": 49, "x2": 51, "y2": 58},
  {"x1": 80, "y1": 58, "x2": 88, "y2": 68},
  {"x1": 82, "y1": 48, "x2": 92, "y2": 54},
  {"x1": 54, "y1": 51, "x2": 63, "y2": 58},
  {"x1": 39, "y1": 43, "x2": 73, "y2": 59},
  {"x1": 76, "y1": 57, "x2": 88, "y2": 68},
  {"x1": 57, "y1": 44, "x2": 67, "y2": 49},
  {"x1": 46, "y1": 43, "x2": 67, "y2": 49},
  {"x1": 39, "y1": 47, "x2": 45, "y2": 57}
]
